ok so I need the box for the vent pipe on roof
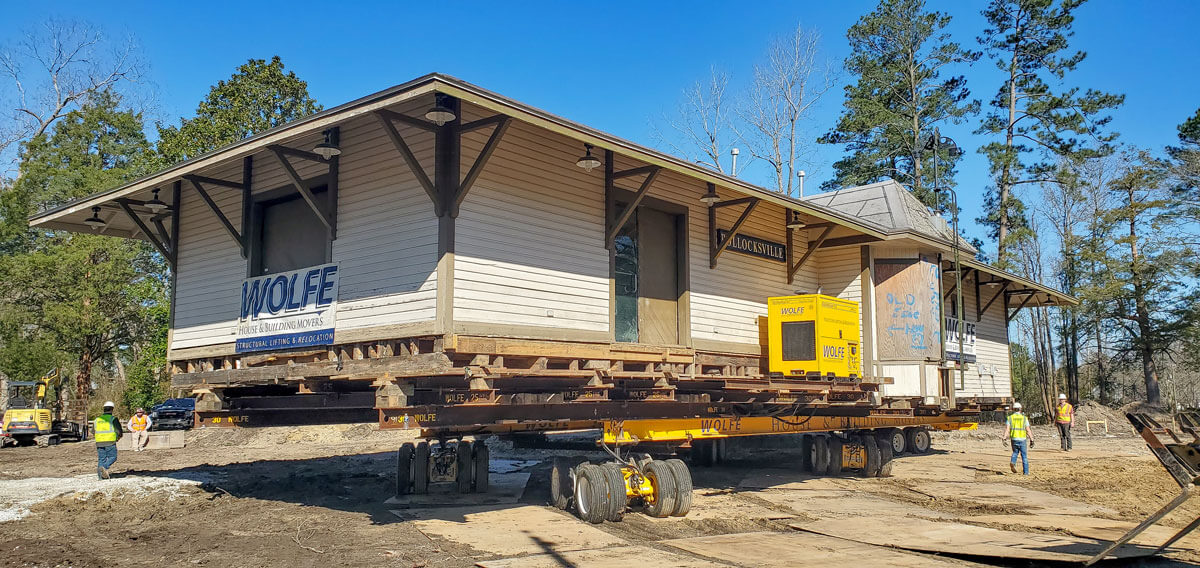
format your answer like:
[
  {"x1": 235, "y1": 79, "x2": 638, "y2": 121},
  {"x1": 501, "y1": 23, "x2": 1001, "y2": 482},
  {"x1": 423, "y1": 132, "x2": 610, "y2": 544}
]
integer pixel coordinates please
[
  {"x1": 731, "y1": 148, "x2": 739, "y2": 176},
  {"x1": 797, "y1": 170, "x2": 806, "y2": 198}
]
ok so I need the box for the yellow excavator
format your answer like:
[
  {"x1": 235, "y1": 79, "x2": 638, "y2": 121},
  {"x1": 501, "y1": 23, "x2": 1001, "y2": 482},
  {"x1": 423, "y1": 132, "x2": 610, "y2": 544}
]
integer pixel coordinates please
[{"x1": 1, "y1": 370, "x2": 85, "y2": 447}]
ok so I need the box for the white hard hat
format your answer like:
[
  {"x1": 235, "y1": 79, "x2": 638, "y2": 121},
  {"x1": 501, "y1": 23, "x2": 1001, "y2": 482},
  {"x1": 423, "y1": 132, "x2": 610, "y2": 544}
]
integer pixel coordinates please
[
  {"x1": 103, "y1": 401, "x2": 115, "y2": 408},
  {"x1": 1012, "y1": 402, "x2": 1022, "y2": 410},
  {"x1": 1058, "y1": 394, "x2": 1067, "y2": 400}
]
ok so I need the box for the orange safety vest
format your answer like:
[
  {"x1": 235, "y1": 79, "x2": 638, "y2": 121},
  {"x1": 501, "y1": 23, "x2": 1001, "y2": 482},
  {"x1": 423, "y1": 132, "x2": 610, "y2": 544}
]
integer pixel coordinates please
[
  {"x1": 1056, "y1": 403, "x2": 1073, "y2": 424},
  {"x1": 131, "y1": 415, "x2": 149, "y2": 431}
]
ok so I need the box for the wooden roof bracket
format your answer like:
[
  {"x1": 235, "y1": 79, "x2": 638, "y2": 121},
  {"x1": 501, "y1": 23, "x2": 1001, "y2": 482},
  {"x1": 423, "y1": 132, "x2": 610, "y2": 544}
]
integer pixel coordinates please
[
  {"x1": 945, "y1": 267, "x2": 975, "y2": 299},
  {"x1": 375, "y1": 110, "x2": 440, "y2": 215},
  {"x1": 787, "y1": 223, "x2": 834, "y2": 284},
  {"x1": 451, "y1": 115, "x2": 512, "y2": 218},
  {"x1": 185, "y1": 174, "x2": 247, "y2": 258},
  {"x1": 709, "y1": 191, "x2": 760, "y2": 268},
  {"x1": 116, "y1": 198, "x2": 175, "y2": 265},
  {"x1": 604, "y1": 157, "x2": 662, "y2": 249},
  {"x1": 1006, "y1": 290, "x2": 1038, "y2": 323},
  {"x1": 268, "y1": 137, "x2": 339, "y2": 239},
  {"x1": 978, "y1": 281, "x2": 1009, "y2": 320}
]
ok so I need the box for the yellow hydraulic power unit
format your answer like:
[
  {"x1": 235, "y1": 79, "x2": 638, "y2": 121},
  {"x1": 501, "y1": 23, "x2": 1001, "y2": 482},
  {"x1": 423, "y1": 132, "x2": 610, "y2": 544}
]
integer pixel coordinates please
[{"x1": 767, "y1": 294, "x2": 861, "y2": 377}]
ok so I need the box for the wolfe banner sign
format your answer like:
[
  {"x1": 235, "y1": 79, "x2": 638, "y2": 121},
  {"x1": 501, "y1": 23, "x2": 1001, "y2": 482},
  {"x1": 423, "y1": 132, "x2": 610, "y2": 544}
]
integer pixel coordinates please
[
  {"x1": 236, "y1": 263, "x2": 339, "y2": 353},
  {"x1": 716, "y1": 229, "x2": 786, "y2": 263},
  {"x1": 944, "y1": 316, "x2": 977, "y2": 363}
]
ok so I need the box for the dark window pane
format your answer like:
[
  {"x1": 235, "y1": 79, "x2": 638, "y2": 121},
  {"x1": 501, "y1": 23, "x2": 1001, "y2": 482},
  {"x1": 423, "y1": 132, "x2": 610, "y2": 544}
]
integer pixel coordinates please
[
  {"x1": 257, "y1": 192, "x2": 328, "y2": 275},
  {"x1": 613, "y1": 212, "x2": 638, "y2": 343}
]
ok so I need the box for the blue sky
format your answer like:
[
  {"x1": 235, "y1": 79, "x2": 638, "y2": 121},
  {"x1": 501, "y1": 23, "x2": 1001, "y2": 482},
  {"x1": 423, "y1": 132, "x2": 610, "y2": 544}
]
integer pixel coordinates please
[{"x1": 5, "y1": 0, "x2": 1198, "y2": 248}]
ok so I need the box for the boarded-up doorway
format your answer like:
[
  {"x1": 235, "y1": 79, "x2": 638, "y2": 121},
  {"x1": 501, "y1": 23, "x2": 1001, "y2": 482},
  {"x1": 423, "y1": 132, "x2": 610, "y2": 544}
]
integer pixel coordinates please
[{"x1": 613, "y1": 206, "x2": 683, "y2": 345}]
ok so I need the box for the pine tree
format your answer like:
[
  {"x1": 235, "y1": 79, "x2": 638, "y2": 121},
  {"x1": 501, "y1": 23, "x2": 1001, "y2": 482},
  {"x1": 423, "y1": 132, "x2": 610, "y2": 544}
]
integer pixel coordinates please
[
  {"x1": 1079, "y1": 150, "x2": 1192, "y2": 406},
  {"x1": 976, "y1": 0, "x2": 1123, "y2": 268},
  {"x1": 820, "y1": 0, "x2": 979, "y2": 208}
]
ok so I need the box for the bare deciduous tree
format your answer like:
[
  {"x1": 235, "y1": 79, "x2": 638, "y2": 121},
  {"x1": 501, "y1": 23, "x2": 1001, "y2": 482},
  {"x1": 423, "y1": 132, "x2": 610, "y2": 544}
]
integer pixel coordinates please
[
  {"x1": 735, "y1": 24, "x2": 835, "y2": 197},
  {"x1": 653, "y1": 67, "x2": 733, "y2": 173},
  {"x1": 0, "y1": 19, "x2": 143, "y2": 170}
]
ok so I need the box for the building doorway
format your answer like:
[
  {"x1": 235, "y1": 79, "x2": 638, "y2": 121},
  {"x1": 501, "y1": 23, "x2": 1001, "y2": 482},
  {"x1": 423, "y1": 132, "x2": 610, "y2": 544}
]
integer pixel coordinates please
[{"x1": 613, "y1": 205, "x2": 684, "y2": 345}]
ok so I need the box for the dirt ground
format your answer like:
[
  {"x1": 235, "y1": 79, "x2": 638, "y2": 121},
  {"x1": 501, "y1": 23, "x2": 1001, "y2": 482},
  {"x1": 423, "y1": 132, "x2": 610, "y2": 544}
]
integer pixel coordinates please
[{"x1": 0, "y1": 421, "x2": 1197, "y2": 567}]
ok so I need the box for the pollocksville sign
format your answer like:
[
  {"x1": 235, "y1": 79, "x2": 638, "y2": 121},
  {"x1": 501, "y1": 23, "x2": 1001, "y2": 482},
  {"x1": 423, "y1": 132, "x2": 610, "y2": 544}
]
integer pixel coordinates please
[
  {"x1": 716, "y1": 229, "x2": 786, "y2": 263},
  {"x1": 236, "y1": 263, "x2": 339, "y2": 353}
]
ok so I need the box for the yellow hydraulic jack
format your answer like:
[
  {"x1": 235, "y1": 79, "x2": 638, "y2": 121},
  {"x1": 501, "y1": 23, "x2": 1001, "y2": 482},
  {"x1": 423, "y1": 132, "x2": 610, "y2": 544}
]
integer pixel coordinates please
[{"x1": 1085, "y1": 411, "x2": 1200, "y2": 565}]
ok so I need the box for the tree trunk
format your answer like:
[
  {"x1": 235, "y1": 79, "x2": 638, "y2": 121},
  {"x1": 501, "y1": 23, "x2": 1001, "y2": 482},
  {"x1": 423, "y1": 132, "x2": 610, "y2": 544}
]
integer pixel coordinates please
[
  {"x1": 998, "y1": 47, "x2": 1019, "y2": 265},
  {"x1": 1095, "y1": 321, "x2": 1108, "y2": 405},
  {"x1": 73, "y1": 350, "x2": 93, "y2": 423},
  {"x1": 1127, "y1": 187, "x2": 1161, "y2": 406}
]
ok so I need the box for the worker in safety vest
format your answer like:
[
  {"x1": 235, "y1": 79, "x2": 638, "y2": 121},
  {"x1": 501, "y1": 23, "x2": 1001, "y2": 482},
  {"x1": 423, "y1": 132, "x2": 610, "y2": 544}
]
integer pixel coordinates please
[
  {"x1": 1004, "y1": 402, "x2": 1034, "y2": 475},
  {"x1": 1055, "y1": 394, "x2": 1074, "y2": 452},
  {"x1": 94, "y1": 401, "x2": 123, "y2": 479},
  {"x1": 128, "y1": 407, "x2": 152, "y2": 452}
]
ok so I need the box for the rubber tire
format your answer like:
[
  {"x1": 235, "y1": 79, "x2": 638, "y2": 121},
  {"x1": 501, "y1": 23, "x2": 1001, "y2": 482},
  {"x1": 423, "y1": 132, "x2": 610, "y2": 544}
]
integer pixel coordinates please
[
  {"x1": 800, "y1": 435, "x2": 814, "y2": 472},
  {"x1": 908, "y1": 428, "x2": 931, "y2": 454},
  {"x1": 599, "y1": 463, "x2": 627, "y2": 522},
  {"x1": 473, "y1": 442, "x2": 490, "y2": 493},
  {"x1": 877, "y1": 437, "x2": 894, "y2": 478},
  {"x1": 883, "y1": 428, "x2": 906, "y2": 455},
  {"x1": 691, "y1": 439, "x2": 714, "y2": 467},
  {"x1": 413, "y1": 442, "x2": 430, "y2": 494},
  {"x1": 550, "y1": 457, "x2": 572, "y2": 510},
  {"x1": 862, "y1": 435, "x2": 882, "y2": 478},
  {"x1": 456, "y1": 441, "x2": 473, "y2": 493},
  {"x1": 827, "y1": 437, "x2": 844, "y2": 475},
  {"x1": 664, "y1": 459, "x2": 693, "y2": 517},
  {"x1": 396, "y1": 444, "x2": 414, "y2": 495},
  {"x1": 573, "y1": 464, "x2": 608, "y2": 524},
  {"x1": 643, "y1": 460, "x2": 677, "y2": 518},
  {"x1": 812, "y1": 436, "x2": 830, "y2": 475}
]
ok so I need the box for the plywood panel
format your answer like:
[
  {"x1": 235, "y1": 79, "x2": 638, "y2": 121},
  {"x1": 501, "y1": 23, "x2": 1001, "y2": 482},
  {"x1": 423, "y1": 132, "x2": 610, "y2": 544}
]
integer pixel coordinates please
[{"x1": 874, "y1": 255, "x2": 940, "y2": 361}]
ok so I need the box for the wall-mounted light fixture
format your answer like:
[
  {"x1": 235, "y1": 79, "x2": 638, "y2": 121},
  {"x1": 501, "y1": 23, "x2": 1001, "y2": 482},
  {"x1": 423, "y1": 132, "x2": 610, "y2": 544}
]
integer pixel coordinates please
[
  {"x1": 84, "y1": 206, "x2": 106, "y2": 230},
  {"x1": 575, "y1": 143, "x2": 601, "y2": 172},
  {"x1": 786, "y1": 210, "x2": 806, "y2": 229},
  {"x1": 145, "y1": 188, "x2": 168, "y2": 213},
  {"x1": 425, "y1": 94, "x2": 457, "y2": 126},
  {"x1": 312, "y1": 128, "x2": 342, "y2": 159},
  {"x1": 700, "y1": 184, "x2": 720, "y2": 206}
]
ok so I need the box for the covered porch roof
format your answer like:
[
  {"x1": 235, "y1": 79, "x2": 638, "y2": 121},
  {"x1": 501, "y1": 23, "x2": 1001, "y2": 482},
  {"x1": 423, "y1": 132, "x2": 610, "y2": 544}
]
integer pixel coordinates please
[{"x1": 29, "y1": 73, "x2": 892, "y2": 247}]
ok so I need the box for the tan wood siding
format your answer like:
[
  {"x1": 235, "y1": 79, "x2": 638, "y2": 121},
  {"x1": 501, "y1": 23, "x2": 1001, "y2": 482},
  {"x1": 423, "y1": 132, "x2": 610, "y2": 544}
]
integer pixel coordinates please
[
  {"x1": 170, "y1": 98, "x2": 437, "y2": 352},
  {"x1": 949, "y1": 273, "x2": 1013, "y2": 398},
  {"x1": 621, "y1": 158, "x2": 818, "y2": 348},
  {"x1": 454, "y1": 116, "x2": 610, "y2": 333}
]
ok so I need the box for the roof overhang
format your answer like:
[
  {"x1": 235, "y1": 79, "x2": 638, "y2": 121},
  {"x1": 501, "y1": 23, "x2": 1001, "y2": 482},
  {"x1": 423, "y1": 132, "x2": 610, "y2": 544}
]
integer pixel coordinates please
[
  {"x1": 951, "y1": 257, "x2": 1078, "y2": 307},
  {"x1": 30, "y1": 73, "x2": 887, "y2": 241}
]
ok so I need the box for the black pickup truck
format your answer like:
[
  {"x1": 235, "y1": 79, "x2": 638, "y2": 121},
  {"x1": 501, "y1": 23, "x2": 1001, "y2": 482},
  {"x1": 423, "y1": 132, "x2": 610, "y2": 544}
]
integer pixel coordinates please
[{"x1": 150, "y1": 398, "x2": 195, "y2": 430}]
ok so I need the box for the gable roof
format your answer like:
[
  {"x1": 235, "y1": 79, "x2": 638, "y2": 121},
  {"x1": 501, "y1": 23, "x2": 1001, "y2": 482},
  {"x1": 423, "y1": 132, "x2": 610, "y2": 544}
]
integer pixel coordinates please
[
  {"x1": 801, "y1": 179, "x2": 977, "y2": 255},
  {"x1": 27, "y1": 73, "x2": 885, "y2": 241}
]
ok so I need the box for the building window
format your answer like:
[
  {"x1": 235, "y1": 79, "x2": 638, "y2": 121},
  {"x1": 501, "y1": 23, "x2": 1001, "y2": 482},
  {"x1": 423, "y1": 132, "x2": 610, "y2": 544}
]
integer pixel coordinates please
[{"x1": 250, "y1": 185, "x2": 331, "y2": 276}]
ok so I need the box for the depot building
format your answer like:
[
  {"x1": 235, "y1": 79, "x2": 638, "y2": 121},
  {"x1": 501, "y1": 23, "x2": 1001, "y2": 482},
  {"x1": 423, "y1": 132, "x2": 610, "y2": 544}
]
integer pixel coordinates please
[{"x1": 30, "y1": 74, "x2": 1073, "y2": 410}]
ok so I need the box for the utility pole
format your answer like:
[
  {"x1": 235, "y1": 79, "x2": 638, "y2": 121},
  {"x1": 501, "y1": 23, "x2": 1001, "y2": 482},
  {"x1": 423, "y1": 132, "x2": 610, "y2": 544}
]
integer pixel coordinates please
[{"x1": 927, "y1": 127, "x2": 965, "y2": 391}]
